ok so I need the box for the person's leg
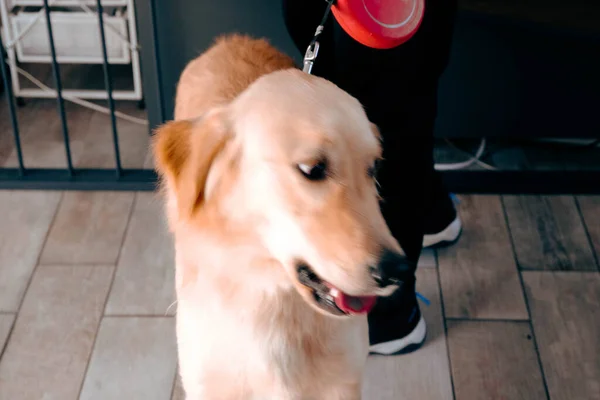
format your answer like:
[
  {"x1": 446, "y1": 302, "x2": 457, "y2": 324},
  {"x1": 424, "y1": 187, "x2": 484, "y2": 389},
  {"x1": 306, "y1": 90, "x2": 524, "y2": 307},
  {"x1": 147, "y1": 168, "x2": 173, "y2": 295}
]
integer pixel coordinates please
[{"x1": 282, "y1": 0, "x2": 458, "y2": 354}]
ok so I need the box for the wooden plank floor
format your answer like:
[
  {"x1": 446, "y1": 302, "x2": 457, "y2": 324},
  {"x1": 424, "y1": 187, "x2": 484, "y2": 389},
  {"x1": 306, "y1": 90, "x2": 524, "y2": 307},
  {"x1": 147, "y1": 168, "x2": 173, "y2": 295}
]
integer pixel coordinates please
[
  {"x1": 0, "y1": 192, "x2": 598, "y2": 399},
  {"x1": 503, "y1": 195, "x2": 597, "y2": 271}
]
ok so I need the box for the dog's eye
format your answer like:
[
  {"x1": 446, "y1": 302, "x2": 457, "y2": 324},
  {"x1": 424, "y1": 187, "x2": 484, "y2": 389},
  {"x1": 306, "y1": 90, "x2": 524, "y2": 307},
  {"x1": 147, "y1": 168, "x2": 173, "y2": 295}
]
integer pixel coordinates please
[
  {"x1": 367, "y1": 165, "x2": 376, "y2": 178},
  {"x1": 367, "y1": 160, "x2": 381, "y2": 178},
  {"x1": 298, "y1": 160, "x2": 328, "y2": 181}
]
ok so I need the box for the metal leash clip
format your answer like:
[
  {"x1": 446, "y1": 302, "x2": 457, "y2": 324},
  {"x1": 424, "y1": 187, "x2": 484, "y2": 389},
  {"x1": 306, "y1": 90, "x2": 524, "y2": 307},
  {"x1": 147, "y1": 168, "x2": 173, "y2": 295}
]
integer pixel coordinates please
[
  {"x1": 303, "y1": 39, "x2": 320, "y2": 74},
  {"x1": 302, "y1": 0, "x2": 335, "y2": 75}
]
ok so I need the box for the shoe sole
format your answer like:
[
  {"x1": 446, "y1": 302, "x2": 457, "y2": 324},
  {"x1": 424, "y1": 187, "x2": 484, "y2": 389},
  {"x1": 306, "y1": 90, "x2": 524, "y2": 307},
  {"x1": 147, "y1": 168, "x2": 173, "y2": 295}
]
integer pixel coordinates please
[
  {"x1": 368, "y1": 316, "x2": 427, "y2": 356},
  {"x1": 423, "y1": 217, "x2": 462, "y2": 249}
]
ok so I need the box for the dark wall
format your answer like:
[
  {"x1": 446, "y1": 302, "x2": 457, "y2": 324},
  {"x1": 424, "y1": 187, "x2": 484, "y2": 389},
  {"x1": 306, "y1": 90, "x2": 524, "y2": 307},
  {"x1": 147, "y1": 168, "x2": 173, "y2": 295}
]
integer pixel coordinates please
[
  {"x1": 152, "y1": 0, "x2": 300, "y2": 120},
  {"x1": 437, "y1": 13, "x2": 600, "y2": 138},
  {"x1": 151, "y1": 2, "x2": 600, "y2": 138}
]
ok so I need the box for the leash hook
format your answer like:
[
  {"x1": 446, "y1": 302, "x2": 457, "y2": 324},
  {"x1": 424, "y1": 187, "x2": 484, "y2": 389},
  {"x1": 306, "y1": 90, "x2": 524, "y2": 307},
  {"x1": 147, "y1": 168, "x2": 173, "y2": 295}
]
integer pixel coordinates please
[
  {"x1": 302, "y1": 0, "x2": 335, "y2": 75},
  {"x1": 303, "y1": 40, "x2": 320, "y2": 74}
]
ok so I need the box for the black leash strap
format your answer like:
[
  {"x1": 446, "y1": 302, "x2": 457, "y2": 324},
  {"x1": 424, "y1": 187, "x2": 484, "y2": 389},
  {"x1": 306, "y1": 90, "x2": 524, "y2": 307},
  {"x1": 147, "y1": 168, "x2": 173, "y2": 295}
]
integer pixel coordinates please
[{"x1": 303, "y1": 0, "x2": 336, "y2": 74}]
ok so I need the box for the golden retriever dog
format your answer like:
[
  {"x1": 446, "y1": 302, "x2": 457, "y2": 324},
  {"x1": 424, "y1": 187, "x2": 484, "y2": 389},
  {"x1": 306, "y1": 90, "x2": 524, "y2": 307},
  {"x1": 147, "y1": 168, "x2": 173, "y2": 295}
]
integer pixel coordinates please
[{"x1": 153, "y1": 34, "x2": 412, "y2": 399}]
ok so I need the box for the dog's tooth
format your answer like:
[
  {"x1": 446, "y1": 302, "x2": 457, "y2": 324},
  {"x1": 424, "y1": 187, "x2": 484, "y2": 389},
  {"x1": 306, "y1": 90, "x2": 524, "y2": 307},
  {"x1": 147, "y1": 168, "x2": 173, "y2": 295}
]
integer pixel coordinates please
[{"x1": 329, "y1": 288, "x2": 339, "y2": 297}]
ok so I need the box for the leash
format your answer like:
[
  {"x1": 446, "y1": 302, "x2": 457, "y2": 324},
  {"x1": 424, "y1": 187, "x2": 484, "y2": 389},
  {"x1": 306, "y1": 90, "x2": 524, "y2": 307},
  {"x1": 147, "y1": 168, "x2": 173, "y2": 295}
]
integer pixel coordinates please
[{"x1": 302, "y1": 0, "x2": 336, "y2": 74}]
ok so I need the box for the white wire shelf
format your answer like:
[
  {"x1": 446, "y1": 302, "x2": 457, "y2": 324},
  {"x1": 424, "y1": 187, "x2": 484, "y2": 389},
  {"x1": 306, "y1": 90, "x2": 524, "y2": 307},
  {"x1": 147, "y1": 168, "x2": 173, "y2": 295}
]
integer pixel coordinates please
[{"x1": 12, "y1": 10, "x2": 130, "y2": 64}]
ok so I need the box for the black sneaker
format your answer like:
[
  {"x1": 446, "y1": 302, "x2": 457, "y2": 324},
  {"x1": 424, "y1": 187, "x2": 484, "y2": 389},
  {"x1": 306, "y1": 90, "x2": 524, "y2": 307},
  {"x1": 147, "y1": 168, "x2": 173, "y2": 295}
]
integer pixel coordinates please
[
  {"x1": 368, "y1": 280, "x2": 427, "y2": 355},
  {"x1": 423, "y1": 193, "x2": 462, "y2": 248}
]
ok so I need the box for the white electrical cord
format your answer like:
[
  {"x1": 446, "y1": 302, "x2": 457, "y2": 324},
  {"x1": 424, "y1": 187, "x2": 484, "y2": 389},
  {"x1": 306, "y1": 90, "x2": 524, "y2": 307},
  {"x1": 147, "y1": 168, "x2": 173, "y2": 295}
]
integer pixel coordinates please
[
  {"x1": 434, "y1": 138, "x2": 496, "y2": 171},
  {"x1": 435, "y1": 138, "x2": 498, "y2": 171}
]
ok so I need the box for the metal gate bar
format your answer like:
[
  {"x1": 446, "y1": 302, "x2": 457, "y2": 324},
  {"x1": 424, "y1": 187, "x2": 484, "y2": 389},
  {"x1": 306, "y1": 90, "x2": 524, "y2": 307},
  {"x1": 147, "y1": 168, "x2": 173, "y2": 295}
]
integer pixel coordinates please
[
  {"x1": 0, "y1": 32, "x2": 24, "y2": 175},
  {"x1": 42, "y1": 0, "x2": 74, "y2": 175},
  {"x1": 96, "y1": 0, "x2": 122, "y2": 177}
]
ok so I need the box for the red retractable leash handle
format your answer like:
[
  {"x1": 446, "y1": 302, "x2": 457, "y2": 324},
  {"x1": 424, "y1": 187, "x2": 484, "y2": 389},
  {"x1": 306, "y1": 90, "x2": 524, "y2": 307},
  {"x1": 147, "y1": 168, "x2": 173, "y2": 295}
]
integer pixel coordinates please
[
  {"x1": 303, "y1": 0, "x2": 425, "y2": 73},
  {"x1": 334, "y1": 0, "x2": 425, "y2": 49}
]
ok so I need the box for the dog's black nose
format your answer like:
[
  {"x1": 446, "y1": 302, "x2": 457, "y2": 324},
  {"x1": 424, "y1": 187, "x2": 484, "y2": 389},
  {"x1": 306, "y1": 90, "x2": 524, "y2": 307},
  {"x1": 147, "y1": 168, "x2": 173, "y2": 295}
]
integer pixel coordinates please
[{"x1": 370, "y1": 249, "x2": 414, "y2": 288}]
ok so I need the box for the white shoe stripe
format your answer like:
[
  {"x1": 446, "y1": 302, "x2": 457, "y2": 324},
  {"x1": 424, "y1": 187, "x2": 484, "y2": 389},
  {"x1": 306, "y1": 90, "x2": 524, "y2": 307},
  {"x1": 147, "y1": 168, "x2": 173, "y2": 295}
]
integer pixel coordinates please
[
  {"x1": 369, "y1": 316, "x2": 427, "y2": 355},
  {"x1": 423, "y1": 217, "x2": 462, "y2": 248}
]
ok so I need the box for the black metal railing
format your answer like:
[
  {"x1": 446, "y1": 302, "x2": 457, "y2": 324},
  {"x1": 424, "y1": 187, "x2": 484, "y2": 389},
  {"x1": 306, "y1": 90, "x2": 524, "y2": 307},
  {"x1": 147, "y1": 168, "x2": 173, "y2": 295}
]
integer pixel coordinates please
[
  {"x1": 96, "y1": 0, "x2": 122, "y2": 178},
  {"x1": 0, "y1": 0, "x2": 156, "y2": 190},
  {"x1": 42, "y1": 0, "x2": 74, "y2": 174},
  {"x1": 0, "y1": 26, "x2": 24, "y2": 177}
]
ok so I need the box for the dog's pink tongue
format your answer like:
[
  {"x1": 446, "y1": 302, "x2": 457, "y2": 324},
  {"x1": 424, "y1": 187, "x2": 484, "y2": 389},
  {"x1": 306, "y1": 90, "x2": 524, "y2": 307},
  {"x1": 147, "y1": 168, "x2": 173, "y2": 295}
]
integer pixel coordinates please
[{"x1": 329, "y1": 287, "x2": 377, "y2": 314}]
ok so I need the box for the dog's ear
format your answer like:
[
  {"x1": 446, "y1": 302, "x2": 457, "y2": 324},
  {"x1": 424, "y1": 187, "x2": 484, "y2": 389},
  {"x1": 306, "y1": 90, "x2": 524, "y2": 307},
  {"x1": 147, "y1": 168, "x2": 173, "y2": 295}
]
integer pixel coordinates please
[{"x1": 153, "y1": 108, "x2": 231, "y2": 218}]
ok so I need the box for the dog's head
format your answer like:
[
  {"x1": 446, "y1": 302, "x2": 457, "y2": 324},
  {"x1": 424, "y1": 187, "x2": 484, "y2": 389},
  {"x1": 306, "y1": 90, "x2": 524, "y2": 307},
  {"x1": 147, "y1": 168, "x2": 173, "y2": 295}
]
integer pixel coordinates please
[{"x1": 153, "y1": 69, "x2": 413, "y2": 317}]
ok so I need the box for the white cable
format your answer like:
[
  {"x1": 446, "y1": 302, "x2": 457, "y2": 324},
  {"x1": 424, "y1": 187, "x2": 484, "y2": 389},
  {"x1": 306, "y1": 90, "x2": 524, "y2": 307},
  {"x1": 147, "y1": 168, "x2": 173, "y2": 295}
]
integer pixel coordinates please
[
  {"x1": 434, "y1": 138, "x2": 492, "y2": 171},
  {"x1": 433, "y1": 136, "x2": 600, "y2": 170},
  {"x1": 443, "y1": 138, "x2": 497, "y2": 170},
  {"x1": 14, "y1": 64, "x2": 148, "y2": 125}
]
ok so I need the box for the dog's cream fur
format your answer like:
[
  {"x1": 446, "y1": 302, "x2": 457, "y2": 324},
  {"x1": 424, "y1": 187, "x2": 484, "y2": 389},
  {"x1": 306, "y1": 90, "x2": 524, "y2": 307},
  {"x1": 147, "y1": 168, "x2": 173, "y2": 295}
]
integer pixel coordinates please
[{"x1": 153, "y1": 35, "x2": 402, "y2": 399}]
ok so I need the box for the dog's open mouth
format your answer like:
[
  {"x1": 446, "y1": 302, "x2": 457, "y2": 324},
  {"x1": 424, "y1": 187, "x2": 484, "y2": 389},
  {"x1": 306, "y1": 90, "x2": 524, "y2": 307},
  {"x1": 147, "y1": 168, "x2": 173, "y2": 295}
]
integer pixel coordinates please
[{"x1": 296, "y1": 263, "x2": 377, "y2": 316}]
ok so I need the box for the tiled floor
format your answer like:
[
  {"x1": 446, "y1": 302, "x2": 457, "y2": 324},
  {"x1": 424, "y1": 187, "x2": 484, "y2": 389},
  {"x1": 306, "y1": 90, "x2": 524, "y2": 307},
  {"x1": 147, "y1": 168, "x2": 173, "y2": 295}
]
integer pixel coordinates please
[
  {"x1": 0, "y1": 191, "x2": 598, "y2": 399},
  {"x1": 0, "y1": 63, "x2": 151, "y2": 170}
]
